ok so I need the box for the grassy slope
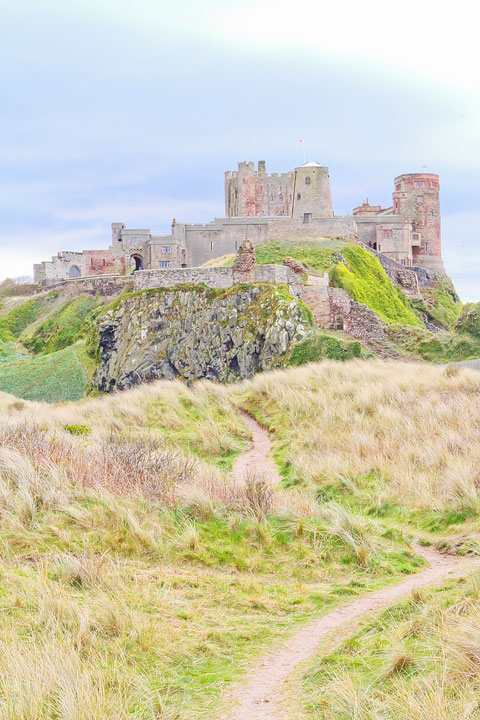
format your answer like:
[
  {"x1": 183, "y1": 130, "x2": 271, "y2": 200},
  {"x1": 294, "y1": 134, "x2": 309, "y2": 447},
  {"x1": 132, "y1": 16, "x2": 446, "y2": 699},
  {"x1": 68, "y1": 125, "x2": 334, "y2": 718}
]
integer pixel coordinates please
[
  {"x1": 0, "y1": 293, "x2": 107, "y2": 402},
  {"x1": 456, "y1": 301, "x2": 480, "y2": 337},
  {"x1": 250, "y1": 239, "x2": 421, "y2": 326},
  {"x1": 387, "y1": 324, "x2": 480, "y2": 363},
  {"x1": 0, "y1": 377, "x2": 425, "y2": 719},
  {"x1": 329, "y1": 245, "x2": 421, "y2": 326},
  {"x1": 234, "y1": 361, "x2": 480, "y2": 532},
  {"x1": 0, "y1": 345, "x2": 88, "y2": 402},
  {"x1": 23, "y1": 295, "x2": 101, "y2": 353},
  {"x1": 412, "y1": 274, "x2": 462, "y2": 329},
  {"x1": 0, "y1": 338, "x2": 28, "y2": 365},
  {"x1": 0, "y1": 291, "x2": 59, "y2": 340}
]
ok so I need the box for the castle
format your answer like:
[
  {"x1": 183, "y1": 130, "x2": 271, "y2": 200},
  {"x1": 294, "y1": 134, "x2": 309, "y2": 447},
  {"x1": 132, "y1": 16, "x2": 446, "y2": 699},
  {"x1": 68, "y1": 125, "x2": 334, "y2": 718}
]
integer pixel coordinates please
[{"x1": 34, "y1": 161, "x2": 445, "y2": 285}]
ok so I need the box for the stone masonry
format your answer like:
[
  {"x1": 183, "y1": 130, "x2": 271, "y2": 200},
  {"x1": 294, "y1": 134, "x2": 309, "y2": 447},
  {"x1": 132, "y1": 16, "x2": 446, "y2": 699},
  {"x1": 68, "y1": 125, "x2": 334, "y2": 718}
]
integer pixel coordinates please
[
  {"x1": 232, "y1": 239, "x2": 257, "y2": 283},
  {"x1": 34, "y1": 158, "x2": 446, "y2": 285}
]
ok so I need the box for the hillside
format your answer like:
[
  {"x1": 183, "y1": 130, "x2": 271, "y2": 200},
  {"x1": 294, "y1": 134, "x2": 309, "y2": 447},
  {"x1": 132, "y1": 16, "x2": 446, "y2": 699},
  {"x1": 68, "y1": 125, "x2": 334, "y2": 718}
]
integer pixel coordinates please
[
  {"x1": 0, "y1": 239, "x2": 477, "y2": 404},
  {"x1": 1, "y1": 360, "x2": 480, "y2": 718}
]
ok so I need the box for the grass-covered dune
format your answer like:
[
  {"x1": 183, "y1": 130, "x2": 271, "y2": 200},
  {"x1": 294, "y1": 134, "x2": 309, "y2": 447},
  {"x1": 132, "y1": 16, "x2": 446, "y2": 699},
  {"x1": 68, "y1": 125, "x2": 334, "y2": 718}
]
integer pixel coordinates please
[
  {"x1": 3, "y1": 359, "x2": 480, "y2": 716},
  {"x1": 0, "y1": 369, "x2": 431, "y2": 718}
]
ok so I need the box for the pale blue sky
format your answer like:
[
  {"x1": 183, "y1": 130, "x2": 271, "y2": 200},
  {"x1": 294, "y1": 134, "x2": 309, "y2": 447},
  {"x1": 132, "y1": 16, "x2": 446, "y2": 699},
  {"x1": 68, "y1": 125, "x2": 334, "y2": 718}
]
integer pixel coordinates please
[{"x1": 1, "y1": 0, "x2": 479, "y2": 299}]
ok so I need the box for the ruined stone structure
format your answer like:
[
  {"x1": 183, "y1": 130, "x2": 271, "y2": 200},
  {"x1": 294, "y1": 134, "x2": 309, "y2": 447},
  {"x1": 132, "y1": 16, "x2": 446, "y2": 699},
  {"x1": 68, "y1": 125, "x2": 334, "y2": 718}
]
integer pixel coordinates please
[{"x1": 34, "y1": 161, "x2": 445, "y2": 284}]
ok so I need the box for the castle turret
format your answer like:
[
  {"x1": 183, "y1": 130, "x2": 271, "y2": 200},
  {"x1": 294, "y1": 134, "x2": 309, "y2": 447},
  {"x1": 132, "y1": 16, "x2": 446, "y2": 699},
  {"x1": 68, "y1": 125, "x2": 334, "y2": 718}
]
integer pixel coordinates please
[
  {"x1": 392, "y1": 173, "x2": 445, "y2": 273},
  {"x1": 292, "y1": 163, "x2": 334, "y2": 220}
]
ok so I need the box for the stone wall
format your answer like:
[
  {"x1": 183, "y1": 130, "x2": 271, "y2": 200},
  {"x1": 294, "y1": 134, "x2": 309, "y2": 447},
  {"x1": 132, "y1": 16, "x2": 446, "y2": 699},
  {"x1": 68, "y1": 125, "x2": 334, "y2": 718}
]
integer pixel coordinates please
[
  {"x1": 299, "y1": 284, "x2": 386, "y2": 341},
  {"x1": 133, "y1": 264, "x2": 298, "y2": 291},
  {"x1": 346, "y1": 302, "x2": 386, "y2": 341},
  {"x1": 63, "y1": 275, "x2": 133, "y2": 297}
]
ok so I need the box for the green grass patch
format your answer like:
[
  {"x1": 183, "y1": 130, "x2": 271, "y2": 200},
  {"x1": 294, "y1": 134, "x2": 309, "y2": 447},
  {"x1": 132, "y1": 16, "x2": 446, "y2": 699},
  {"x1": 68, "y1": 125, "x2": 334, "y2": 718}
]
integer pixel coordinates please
[
  {"x1": 0, "y1": 344, "x2": 88, "y2": 402},
  {"x1": 146, "y1": 388, "x2": 250, "y2": 470},
  {"x1": 253, "y1": 237, "x2": 347, "y2": 273},
  {"x1": 0, "y1": 338, "x2": 29, "y2": 365}
]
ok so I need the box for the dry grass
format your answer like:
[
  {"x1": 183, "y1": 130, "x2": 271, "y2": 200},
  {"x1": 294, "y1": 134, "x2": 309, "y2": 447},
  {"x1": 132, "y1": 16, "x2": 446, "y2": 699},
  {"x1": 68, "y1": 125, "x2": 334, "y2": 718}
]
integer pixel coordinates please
[
  {"x1": 234, "y1": 360, "x2": 480, "y2": 512},
  {"x1": 1, "y1": 359, "x2": 479, "y2": 717},
  {"x1": 303, "y1": 572, "x2": 480, "y2": 720}
]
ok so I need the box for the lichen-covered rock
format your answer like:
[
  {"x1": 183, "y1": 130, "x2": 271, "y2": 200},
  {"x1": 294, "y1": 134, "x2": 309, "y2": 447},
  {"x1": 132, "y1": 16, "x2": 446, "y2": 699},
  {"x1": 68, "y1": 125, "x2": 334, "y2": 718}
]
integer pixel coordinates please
[{"x1": 95, "y1": 284, "x2": 311, "y2": 392}]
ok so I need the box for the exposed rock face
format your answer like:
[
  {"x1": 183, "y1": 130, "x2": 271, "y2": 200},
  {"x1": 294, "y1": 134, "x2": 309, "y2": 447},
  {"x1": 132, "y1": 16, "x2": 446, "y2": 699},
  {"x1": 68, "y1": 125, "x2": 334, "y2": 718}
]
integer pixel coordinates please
[
  {"x1": 95, "y1": 285, "x2": 311, "y2": 392},
  {"x1": 232, "y1": 239, "x2": 256, "y2": 284}
]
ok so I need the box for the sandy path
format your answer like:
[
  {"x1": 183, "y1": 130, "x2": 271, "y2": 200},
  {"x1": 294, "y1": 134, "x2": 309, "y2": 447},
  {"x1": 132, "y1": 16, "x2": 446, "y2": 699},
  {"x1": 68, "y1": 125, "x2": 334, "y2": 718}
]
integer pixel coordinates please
[
  {"x1": 224, "y1": 413, "x2": 477, "y2": 720},
  {"x1": 231, "y1": 412, "x2": 282, "y2": 486}
]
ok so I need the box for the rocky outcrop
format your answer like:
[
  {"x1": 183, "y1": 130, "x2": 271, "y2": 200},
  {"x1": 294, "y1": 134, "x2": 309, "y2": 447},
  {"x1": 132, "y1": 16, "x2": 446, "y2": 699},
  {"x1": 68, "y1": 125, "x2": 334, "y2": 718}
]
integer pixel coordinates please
[{"x1": 95, "y1": 285, "x2": 311, "y2": 391}]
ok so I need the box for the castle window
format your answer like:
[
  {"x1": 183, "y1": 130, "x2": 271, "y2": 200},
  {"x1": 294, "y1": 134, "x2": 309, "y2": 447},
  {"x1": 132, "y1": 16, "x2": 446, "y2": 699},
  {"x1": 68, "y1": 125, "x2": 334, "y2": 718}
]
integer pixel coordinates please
[
  {"x1": 158, "y1": 261, "x2": 170, "y2": 269},
  {"x1": 305, "y1": 177, "x2": 311, "y2": 185},
  {"x1": 415, "y1": 181, "x2": 426, "y2": 188},
  {"x1": 161, "y1": 246, "x2": 171, "y2": 254},
  {"x1": 259, "y1": 210, "x2": 265, "y2": 216},
  {"x1": 303, "y1": 212, "x2": 312, "y2": 222},
  {"x1": 259, "y1": 194, "x2": 264, "y2": 200},
  {"x1": 297, "y1": 193, "x2": 302, "y2": 200},
  {"x1": 417, "y1": 195, "x2": 424, "y2": 203},
  {"x1": 279, "y1": 210, "x2": 284, "y2": 216},
  {"x1": 130, "y1": 235, "x2": 141, "y2": 244},
  {"x1": 269, "y1": 195, "x2": 273, "y2": 201},
  {"x1": 384, "y1": 230, "x2": 392, "y2": 239},
  {"x1": 396, "y1": 184, "x2": 401, "y2": 191},
  {"x1": 279, "y1": 193, "x2": 283, "y2": 200}
]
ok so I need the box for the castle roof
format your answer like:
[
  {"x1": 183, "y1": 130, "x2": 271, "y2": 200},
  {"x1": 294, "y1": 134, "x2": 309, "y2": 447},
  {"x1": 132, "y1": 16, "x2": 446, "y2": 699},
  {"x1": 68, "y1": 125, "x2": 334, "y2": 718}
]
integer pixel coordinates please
[{"x1": 301, "y1": 161, "x2": 324, "y2": 167}]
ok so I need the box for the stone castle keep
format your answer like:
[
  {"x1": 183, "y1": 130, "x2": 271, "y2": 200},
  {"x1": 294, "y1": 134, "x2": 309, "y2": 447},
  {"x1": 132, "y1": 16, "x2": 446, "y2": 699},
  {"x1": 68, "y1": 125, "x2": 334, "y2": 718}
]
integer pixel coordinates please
[{"x1": 34, "y1": 161, "x2": 445, "y2": 284}]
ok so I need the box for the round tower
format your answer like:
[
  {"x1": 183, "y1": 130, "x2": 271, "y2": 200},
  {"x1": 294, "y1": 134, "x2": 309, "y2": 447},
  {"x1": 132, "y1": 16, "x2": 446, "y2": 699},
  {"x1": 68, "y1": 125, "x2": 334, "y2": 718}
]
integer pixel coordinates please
[
  {"x1": 392, "y1": 173, "x2": 445, "y2": 273},
  {"x1": 292, "y1": 162, "x2": 334, "y2": 219}
]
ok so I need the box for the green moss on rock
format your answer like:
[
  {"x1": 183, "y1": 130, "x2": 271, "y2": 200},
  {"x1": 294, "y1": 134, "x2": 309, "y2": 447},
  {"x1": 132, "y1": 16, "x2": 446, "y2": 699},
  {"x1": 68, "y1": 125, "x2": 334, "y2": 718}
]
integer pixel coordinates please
[{"x1": 330, "y1": 246, "x2": 421, "y2": 327}]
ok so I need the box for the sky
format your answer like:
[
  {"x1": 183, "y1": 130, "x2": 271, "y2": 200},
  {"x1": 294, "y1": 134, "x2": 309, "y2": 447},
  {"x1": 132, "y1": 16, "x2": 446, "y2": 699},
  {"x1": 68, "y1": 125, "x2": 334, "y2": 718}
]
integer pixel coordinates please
[{"x1": 0, "y1": 0, "x2": 479, "y2": 300}]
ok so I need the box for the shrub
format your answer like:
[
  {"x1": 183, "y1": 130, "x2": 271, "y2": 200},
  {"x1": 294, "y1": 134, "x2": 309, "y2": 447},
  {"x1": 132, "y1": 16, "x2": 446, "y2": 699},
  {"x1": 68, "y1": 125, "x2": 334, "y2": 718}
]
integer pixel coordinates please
[
  {"x1": 64, "y1": 424, "x2": 90, "y2": 436},
  {"x1": 288, "y1": 332, "x2": 364, "y2": 365}
]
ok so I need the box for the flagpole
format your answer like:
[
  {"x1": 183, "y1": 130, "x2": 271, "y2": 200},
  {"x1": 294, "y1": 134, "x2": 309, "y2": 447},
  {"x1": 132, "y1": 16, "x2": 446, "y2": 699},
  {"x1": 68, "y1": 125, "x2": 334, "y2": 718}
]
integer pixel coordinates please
[{"x1": 299, "y1": 139, "x2": 306, "y2": 164}]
